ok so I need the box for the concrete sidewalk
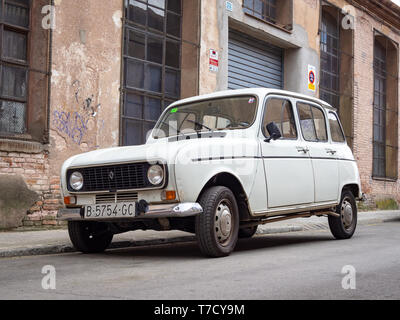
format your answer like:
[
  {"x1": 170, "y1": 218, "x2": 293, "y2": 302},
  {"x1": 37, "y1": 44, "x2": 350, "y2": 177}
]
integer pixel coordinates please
[{"x1": 1, "y1": 210, "x2": 399, "y2": 258}]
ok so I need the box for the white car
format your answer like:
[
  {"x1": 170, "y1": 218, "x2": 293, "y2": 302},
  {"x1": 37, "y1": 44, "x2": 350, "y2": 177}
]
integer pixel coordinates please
[{"x1": 59, "y1": 88, "x2": 362, "y2": 257}]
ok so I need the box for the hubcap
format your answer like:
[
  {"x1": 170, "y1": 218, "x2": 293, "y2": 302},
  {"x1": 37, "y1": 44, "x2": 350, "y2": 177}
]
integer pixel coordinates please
[
  {"x1": 215, "y1": 201, "x2": 233, "y2": 245},
  {"x1": 341, "y1": 198, "x2": 353, "y2": 229}
]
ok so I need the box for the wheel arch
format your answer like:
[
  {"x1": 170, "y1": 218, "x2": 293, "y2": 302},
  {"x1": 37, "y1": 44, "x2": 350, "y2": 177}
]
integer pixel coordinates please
[
  {"x1": 197, "y1": 172, "x2": 252, "y2": 221},
  {"x1": 342, "y1": 184, "x2": 360, "y2": 200}
]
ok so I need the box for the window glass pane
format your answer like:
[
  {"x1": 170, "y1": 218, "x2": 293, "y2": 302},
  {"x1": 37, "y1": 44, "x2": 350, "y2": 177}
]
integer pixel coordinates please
[
  {"x1": 124, "y1": 94, "x2": 143, "y2": 119},
  {"x1": 128, "y1": 0, "x2": 147, "y2": 26},
  {"x1": 311, "y1": 106, "x2": 327, "y2": 141},
  {"x1": 297, "y1": 103, "x2": 316, "y2": 141},
  {"x1": 167, "y1": 12, "x2": 181, "y2": 37},
  {"x1": 264, "y1": 98, "x2": 297, "y2": 139},
  {"x1": 145, "y1": 64, "x2": 162, "y2": 92},
  {"x1": 125, "y1": 60, "x2": 144, "y2": 89},
  {"x1": 166, "y1": 41, "x2": 180, "y2": 68},
  {"x1": 264, "y1": 98, "x2": 283, "y2": 135},
  {"x1": 144, "y1": 97, "x2": 162, "y2": 121},
  {"x1": 167, "y1": 0, "x2": 181, "y2": 14},
  {"x1": 123, "y1": 119, "x2": 142, "y2": 146},
  {"x1": 126, "y1": 31, "x2": 145, "y2": 59},
  {"x1": 147, "y1": 36, "x2": 163, "y2": 64},
  {"x1": 148, "y1": 0, "x2": 165, "y2": 9},
  {"x1": 281, "y1": 101, "x2": 297, "y2": 139},
  {"x1": 148, "y1": 5, "x2": 165, "y2": 31},
  {"x1": 3, "y1": 30, "x2": 27, "y2": 61},
  {"x1": 0, "y1": 100, "x2": 26, "y2": 134},
  {"x1": 328, "y1": 112, "x2": 345, "y2": 143},
  {"x1": 4, "y1": 0, "x2": 29, "y2": 27},
  {"x1": 1, "y1": 65, "x2": 27, "y2": 99},
  {"x1": 165, "y1": 68, "x2": 180, "y2": 98}
]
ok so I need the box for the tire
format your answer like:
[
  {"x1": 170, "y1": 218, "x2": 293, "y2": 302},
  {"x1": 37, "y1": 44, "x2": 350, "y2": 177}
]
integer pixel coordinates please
[
  {"x1": 195, "y1": 186, "x2": 240, "y2": 257},
  {"x1": 328, "y1": 190, "x2": 357, "y2": 240},
  {"x1": 68, "y1": 221, "x2": 113, "y2": 253},
  {"x1": 238, "y1": 226, "x2": 258, "y2": 238}
]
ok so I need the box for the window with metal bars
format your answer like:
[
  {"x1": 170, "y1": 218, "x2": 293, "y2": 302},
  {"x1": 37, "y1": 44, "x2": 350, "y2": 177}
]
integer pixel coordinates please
[
  {"x1": 373, "y1": 36, "x2": 398, "y2": 180},
  {"x1": 320, "y1": 10, "x2": 340, "y2": 110},
  {"x1": 0, "y1": 0, "x2": 29, "y2": 135},
  {"x1": 243, "y1": 0, "x2": 277, "y2": 24},
  {"x1": 122, "y1": 0, "x2": 182, "y2": 146}
]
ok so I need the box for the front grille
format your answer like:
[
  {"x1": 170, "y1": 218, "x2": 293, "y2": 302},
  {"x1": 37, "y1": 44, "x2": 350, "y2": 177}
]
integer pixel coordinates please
[
  {"x1": 96, "y1": 192, "x2": 139, "y2": 204},
  {"x1": 67, "y1": 162, "x2": 164, "y2": 193}
]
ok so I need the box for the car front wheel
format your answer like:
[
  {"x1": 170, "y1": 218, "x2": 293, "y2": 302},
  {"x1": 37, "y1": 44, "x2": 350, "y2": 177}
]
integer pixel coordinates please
[
  {"x1": 68, "y1": 221, "x2": 113, "y2": 253},
  {"x1": 195, "y1": 186, "x2": 239, "y2": 257},
  {"x1": 328, "y1": 189, "x2": 357, "y2": 239}
]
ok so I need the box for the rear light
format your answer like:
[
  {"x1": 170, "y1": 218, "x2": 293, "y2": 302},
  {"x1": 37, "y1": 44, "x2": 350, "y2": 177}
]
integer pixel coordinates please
[{"x1": 64, "y1": 196, "x2": 76, "y2": 205}]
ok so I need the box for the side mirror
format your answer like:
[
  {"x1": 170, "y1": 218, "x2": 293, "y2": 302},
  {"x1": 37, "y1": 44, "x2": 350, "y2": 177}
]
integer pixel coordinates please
[{"x1": 265, "y1": 122, "x2": 282, "y2": 143}]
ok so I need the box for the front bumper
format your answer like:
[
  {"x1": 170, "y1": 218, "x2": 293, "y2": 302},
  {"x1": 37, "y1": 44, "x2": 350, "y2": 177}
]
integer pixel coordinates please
[{"x1": 57, "y1": 202, "x2": 203, "y2": 221}]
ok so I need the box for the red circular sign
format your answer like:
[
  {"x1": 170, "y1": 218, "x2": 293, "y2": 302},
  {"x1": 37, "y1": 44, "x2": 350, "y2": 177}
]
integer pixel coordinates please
[{"x1": 309, "y1": 71, "x2": 315, "y2": 84}]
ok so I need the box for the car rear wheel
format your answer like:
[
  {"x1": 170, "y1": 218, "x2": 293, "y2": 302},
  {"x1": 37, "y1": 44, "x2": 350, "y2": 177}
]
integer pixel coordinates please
[
  {"x1": 328, "y1": 190, "x2": 357, "y2": 239},
  {"x1": 68, "y1": 221, "x2": 113, "y2": 253},
  {"x1": 195, "y1": 186, "x2": 239, "y2": 257}
]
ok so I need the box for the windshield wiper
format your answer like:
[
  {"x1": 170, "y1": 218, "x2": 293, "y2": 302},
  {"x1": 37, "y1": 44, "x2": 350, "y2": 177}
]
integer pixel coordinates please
[{"x1": 184, "y1": 119, "x2": 213, "y2": 132}]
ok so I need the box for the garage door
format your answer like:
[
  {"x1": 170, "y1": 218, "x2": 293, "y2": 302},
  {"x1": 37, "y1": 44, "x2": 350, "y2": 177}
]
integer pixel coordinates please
[{"x1": 228, "y1": 31, "x2": 283, "y2": 90}]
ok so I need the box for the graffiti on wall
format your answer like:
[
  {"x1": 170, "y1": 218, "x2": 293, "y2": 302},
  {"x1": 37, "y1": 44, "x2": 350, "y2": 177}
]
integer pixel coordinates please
[{"x1": 53, "y1": 80, "x2": 104, "y2": 148}]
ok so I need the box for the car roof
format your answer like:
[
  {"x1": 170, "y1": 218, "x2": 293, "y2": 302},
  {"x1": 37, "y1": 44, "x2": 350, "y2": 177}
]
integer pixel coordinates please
[{"x1": 170, "y1": 88, "x2": 336, "y2": 111}]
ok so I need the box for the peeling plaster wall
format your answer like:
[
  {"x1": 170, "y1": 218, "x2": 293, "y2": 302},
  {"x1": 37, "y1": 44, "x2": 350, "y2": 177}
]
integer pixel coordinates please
[{"x1": 49, "y1": 0, "x2": 123, "y2": 178}]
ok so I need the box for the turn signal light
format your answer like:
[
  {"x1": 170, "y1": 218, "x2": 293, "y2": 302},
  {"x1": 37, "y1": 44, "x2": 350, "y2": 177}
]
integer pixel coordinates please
[
  {"x1": 64, "y1": 196, "x2": 76, "y2": 205},
  {"x1": 162, "y1": 191, "x2": 176, "y2": 201}
]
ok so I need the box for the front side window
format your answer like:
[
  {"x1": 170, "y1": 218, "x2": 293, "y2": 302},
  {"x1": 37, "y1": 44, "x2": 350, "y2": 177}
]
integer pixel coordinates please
[
  {"x1": 153, "y1": 96, "x2": 258, "y2": 138},
  {"x1": 263, "y1": 98, "x2": 297, "y2": 139},
  {"x1": 297, "y1": 102, "x2": 328, "y2": 142},
  {"x1": 122, "y1": 0, "x2": 182, "y2": 146},
  {"x1": 0, "y1": 0, "x2": 30, "y2": 135}
]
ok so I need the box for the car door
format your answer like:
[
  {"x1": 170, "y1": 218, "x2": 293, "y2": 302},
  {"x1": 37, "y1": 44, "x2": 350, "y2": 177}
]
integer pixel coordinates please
[
  {"x1": 296, "y1": 101, "x2": 339, "y2": 203},
  {"x1": 261, "y1": 96, "x2": 314, "y2": 209}
]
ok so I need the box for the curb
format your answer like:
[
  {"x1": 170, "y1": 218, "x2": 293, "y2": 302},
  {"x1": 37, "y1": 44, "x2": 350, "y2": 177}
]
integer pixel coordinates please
[
  {"x1": 1, "y1": 216, "x2": 398, "y2": 258},
  {"x1": 0, "y1": 236, "x2": 197, "y2": 258}
]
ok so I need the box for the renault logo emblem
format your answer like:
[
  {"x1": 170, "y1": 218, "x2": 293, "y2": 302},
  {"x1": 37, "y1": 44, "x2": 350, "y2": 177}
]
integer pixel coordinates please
[{"x1": 109, "y1": 170, "x2": 115, "y2": 180}]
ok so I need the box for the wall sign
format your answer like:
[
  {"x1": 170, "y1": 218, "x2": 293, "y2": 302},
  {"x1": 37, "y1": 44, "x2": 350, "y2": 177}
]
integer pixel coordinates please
[
  {"x1": 226, "y1": 1, "x2": 233, "y2": 12},
  {"x1": 308, "y1": 65, "x2": 317, "y2": 92},
  {"x1": 209, "y1": 49, "x2": 219, "y2": 73}
]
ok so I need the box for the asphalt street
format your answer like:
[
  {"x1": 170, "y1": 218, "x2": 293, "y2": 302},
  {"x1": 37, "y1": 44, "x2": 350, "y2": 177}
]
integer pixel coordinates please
[{"x1": 1, "y1": 219, "x2": 400, "y2": 300}]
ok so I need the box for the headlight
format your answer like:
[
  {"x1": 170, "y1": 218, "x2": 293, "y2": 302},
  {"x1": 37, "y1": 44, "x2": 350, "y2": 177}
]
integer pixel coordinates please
[
  {"x1": 147, "y1": 165, "x2": 164, "y2": 186},
  {"x1": 69, "y1": 171, "x2": 84, "y2": 191}
]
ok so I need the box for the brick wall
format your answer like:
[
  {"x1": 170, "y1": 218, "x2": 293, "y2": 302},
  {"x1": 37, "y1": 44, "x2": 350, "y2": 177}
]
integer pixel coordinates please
[{"x1": 0, "y1": 151, "x2": 65, "y2": 227}]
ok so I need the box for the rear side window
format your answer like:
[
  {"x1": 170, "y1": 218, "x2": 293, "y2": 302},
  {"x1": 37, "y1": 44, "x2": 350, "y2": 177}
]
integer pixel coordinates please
[
  {"x1": 297, "y1": 102, "x2": 328, "y2": 142},
  {"x1": 328, "y1": 112, "x2": 346, "y2": 143},
  {"x1": 263, "y1": 98, "x2": 297, "y2": 139}
]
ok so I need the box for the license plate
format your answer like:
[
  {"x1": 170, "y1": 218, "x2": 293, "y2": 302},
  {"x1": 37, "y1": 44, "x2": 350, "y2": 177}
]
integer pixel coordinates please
[{"x1": 84, "y1": 202, "x2": 136, "y2": 219}]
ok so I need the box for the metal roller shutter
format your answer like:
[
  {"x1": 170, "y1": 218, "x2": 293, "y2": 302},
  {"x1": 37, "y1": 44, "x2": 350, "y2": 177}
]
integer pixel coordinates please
[{"x1": 228, "y1": 30, "x2": 284, "y2": 90}]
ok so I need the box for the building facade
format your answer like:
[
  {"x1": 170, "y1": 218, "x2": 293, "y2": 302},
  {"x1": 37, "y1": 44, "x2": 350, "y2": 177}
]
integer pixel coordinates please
[{"x1": 0, "y1": 0, "x2": 399, "y2": 228}]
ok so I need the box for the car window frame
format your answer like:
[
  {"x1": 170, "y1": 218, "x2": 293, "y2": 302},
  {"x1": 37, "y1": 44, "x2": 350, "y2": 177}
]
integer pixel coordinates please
[
  {"x1": 261, "y1": 95, "x2": 299, "y2": 141},
  {"x1": 296, "y1": 100, "x2": 329, "y2": 143}
]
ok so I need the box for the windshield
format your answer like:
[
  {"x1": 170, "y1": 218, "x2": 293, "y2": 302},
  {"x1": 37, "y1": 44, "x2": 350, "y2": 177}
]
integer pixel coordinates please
[{"x1": 152, "y1": 95, "x2": 258, "y2": 138}]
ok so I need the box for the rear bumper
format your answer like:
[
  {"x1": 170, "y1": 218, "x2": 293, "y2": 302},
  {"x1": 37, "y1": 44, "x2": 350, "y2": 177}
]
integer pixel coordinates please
[{"x1": 57, "y1": 202, "x2": 203, "y2": 221}]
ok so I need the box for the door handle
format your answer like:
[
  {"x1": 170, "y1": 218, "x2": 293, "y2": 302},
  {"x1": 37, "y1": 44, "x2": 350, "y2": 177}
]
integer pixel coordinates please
[
  {"x1": 326, "y1": 149, "x2": 337, "y2": 155},
  {"x1": 296, "y1": 146, "x2": 309, "y2": 154}
]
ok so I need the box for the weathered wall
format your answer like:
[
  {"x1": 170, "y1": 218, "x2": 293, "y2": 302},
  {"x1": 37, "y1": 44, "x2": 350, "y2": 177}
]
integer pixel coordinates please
[{"x1": 199, "y1": 0, "x2": 320, "y2": 96}]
